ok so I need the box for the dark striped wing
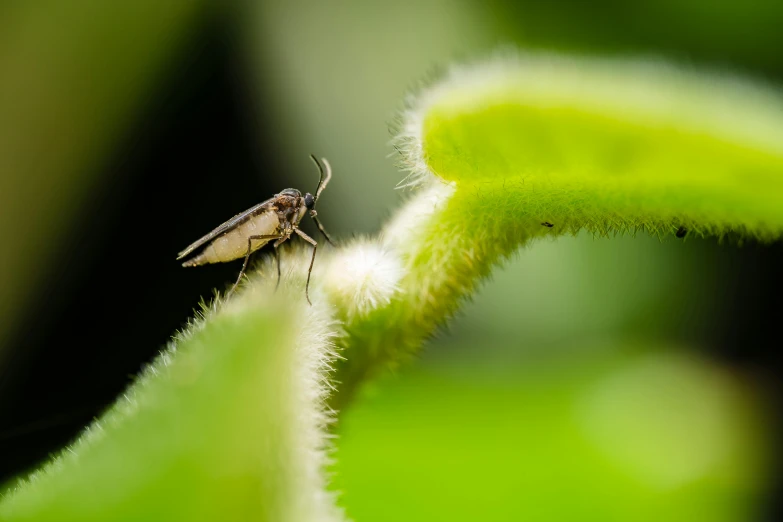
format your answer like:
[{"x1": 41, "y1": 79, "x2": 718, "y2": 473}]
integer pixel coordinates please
[{"x1": 176, "y1": 197, "x2": 276, "y2": 261}]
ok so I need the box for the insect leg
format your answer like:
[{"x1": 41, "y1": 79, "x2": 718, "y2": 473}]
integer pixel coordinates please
[
  {"x1": 312, "y1": 215, "x2": 335, "y2": 246},
  {"x1": 294, "y1": 228, "x2": 318, "y2": 305},
  {"x1": 272, "y1": 236, "x2": 288, "y2": 292},
  {"x1": 228, "y1": 234, "x2": 283, "y2": 297}
]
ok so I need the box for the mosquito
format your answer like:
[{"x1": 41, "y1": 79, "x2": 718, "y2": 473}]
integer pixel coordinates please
[{"x1": 177, "y1": 155, "x2": 334, "y2": 305}]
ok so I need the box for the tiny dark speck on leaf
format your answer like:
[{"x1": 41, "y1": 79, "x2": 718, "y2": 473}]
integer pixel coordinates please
[
  {"x1": 676, "y1": 226, "x2": 688, "y2": 238},
  {"x1": 541, "y1": 221, "x2": 554, "y2": 228}
]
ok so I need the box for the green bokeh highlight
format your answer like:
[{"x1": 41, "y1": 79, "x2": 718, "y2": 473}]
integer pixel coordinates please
[
  {"x1": 334, "y1": 347, "x2": 772, "y2": 522},
  {"x1": 0, "y1": 0, "x2": 209, "y2": 355}
]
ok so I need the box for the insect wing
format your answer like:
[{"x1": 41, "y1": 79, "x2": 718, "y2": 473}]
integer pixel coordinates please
[{"x1": 176, "y1": 197, "x2": 277, "y2": 260}]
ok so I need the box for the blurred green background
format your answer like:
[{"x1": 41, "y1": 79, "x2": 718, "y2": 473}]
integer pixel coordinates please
[{"x1": 1, "y1": 0, "x2": 782, "y2": 520}]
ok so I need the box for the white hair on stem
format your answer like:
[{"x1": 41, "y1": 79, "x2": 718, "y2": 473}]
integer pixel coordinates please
[
  {"x1": 391, "y1": 47, "x2": 783, "y2": 190},
  {"x1": 288, "y1": 297, "x2": 345, "y2": 522},
  {"x1": 381, "y1": 181, "x2": 455, "y2": 250},
  {"x1": 323, "y1": 240, "x2": 403, "y2": 317}
]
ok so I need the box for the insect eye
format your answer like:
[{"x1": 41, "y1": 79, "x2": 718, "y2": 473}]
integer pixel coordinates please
[{"x1": 304, "y1": 193, "x2": 315, "y2": 209}]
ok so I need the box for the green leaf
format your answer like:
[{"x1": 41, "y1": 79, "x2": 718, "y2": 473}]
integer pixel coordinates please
[
  {"x1": 419, "y1": 52, "x2": 783, "y2": 238},
  {"x1": 0, "y1": 284, "x2": 343, "y2": 522},
  {"x1": 330, "y1": 51, "x2": 783, "y2": 408}
]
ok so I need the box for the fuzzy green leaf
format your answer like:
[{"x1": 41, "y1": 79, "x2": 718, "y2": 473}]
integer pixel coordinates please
[
  {"x1": 330, "y1": 51, "x2": 783, "y2": 408},
  {"x1": 0, "y1": 283, "x2": 342, "y2": 522},
  {"x1": 422, "y1": 53, "x2": 783, "y2": 239}
]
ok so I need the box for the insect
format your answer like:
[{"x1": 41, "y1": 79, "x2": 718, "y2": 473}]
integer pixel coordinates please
[
  {"x1": 177, "y1": 155, "x2": 334, "y2": 304},
  {"x1": 676, "y1": 226, "x2": 688, "y2": 238},
  {"x1": 541, "y1": 221, "x2": 554, "y2": 228}
]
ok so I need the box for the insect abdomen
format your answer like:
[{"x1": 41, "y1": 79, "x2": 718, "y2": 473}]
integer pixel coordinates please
[{"x1": 182, "y1": 211, "x2": 280, "y2": 267}]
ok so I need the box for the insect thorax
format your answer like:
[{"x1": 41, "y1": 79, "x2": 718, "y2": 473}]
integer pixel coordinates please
[{"x1": 274, "y1": 192, "x2": 307, "y2": 227}]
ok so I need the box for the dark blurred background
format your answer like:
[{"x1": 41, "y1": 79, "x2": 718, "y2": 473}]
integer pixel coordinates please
[{"x1": 1, "y1": 1, "x2": 781, "y2": 521}]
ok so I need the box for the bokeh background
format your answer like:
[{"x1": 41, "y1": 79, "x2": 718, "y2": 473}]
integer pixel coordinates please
[{"x1": 1, "y1": 1, "x2": 782, "y2": 521}]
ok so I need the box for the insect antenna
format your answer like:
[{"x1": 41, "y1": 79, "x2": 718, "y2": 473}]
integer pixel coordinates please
[
  {"x1": 309, "y1": 154, "x2": 332, "y2": 202},
  {"x1": 306, "y1": 154, "x2": 335, "y2": 247}
]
